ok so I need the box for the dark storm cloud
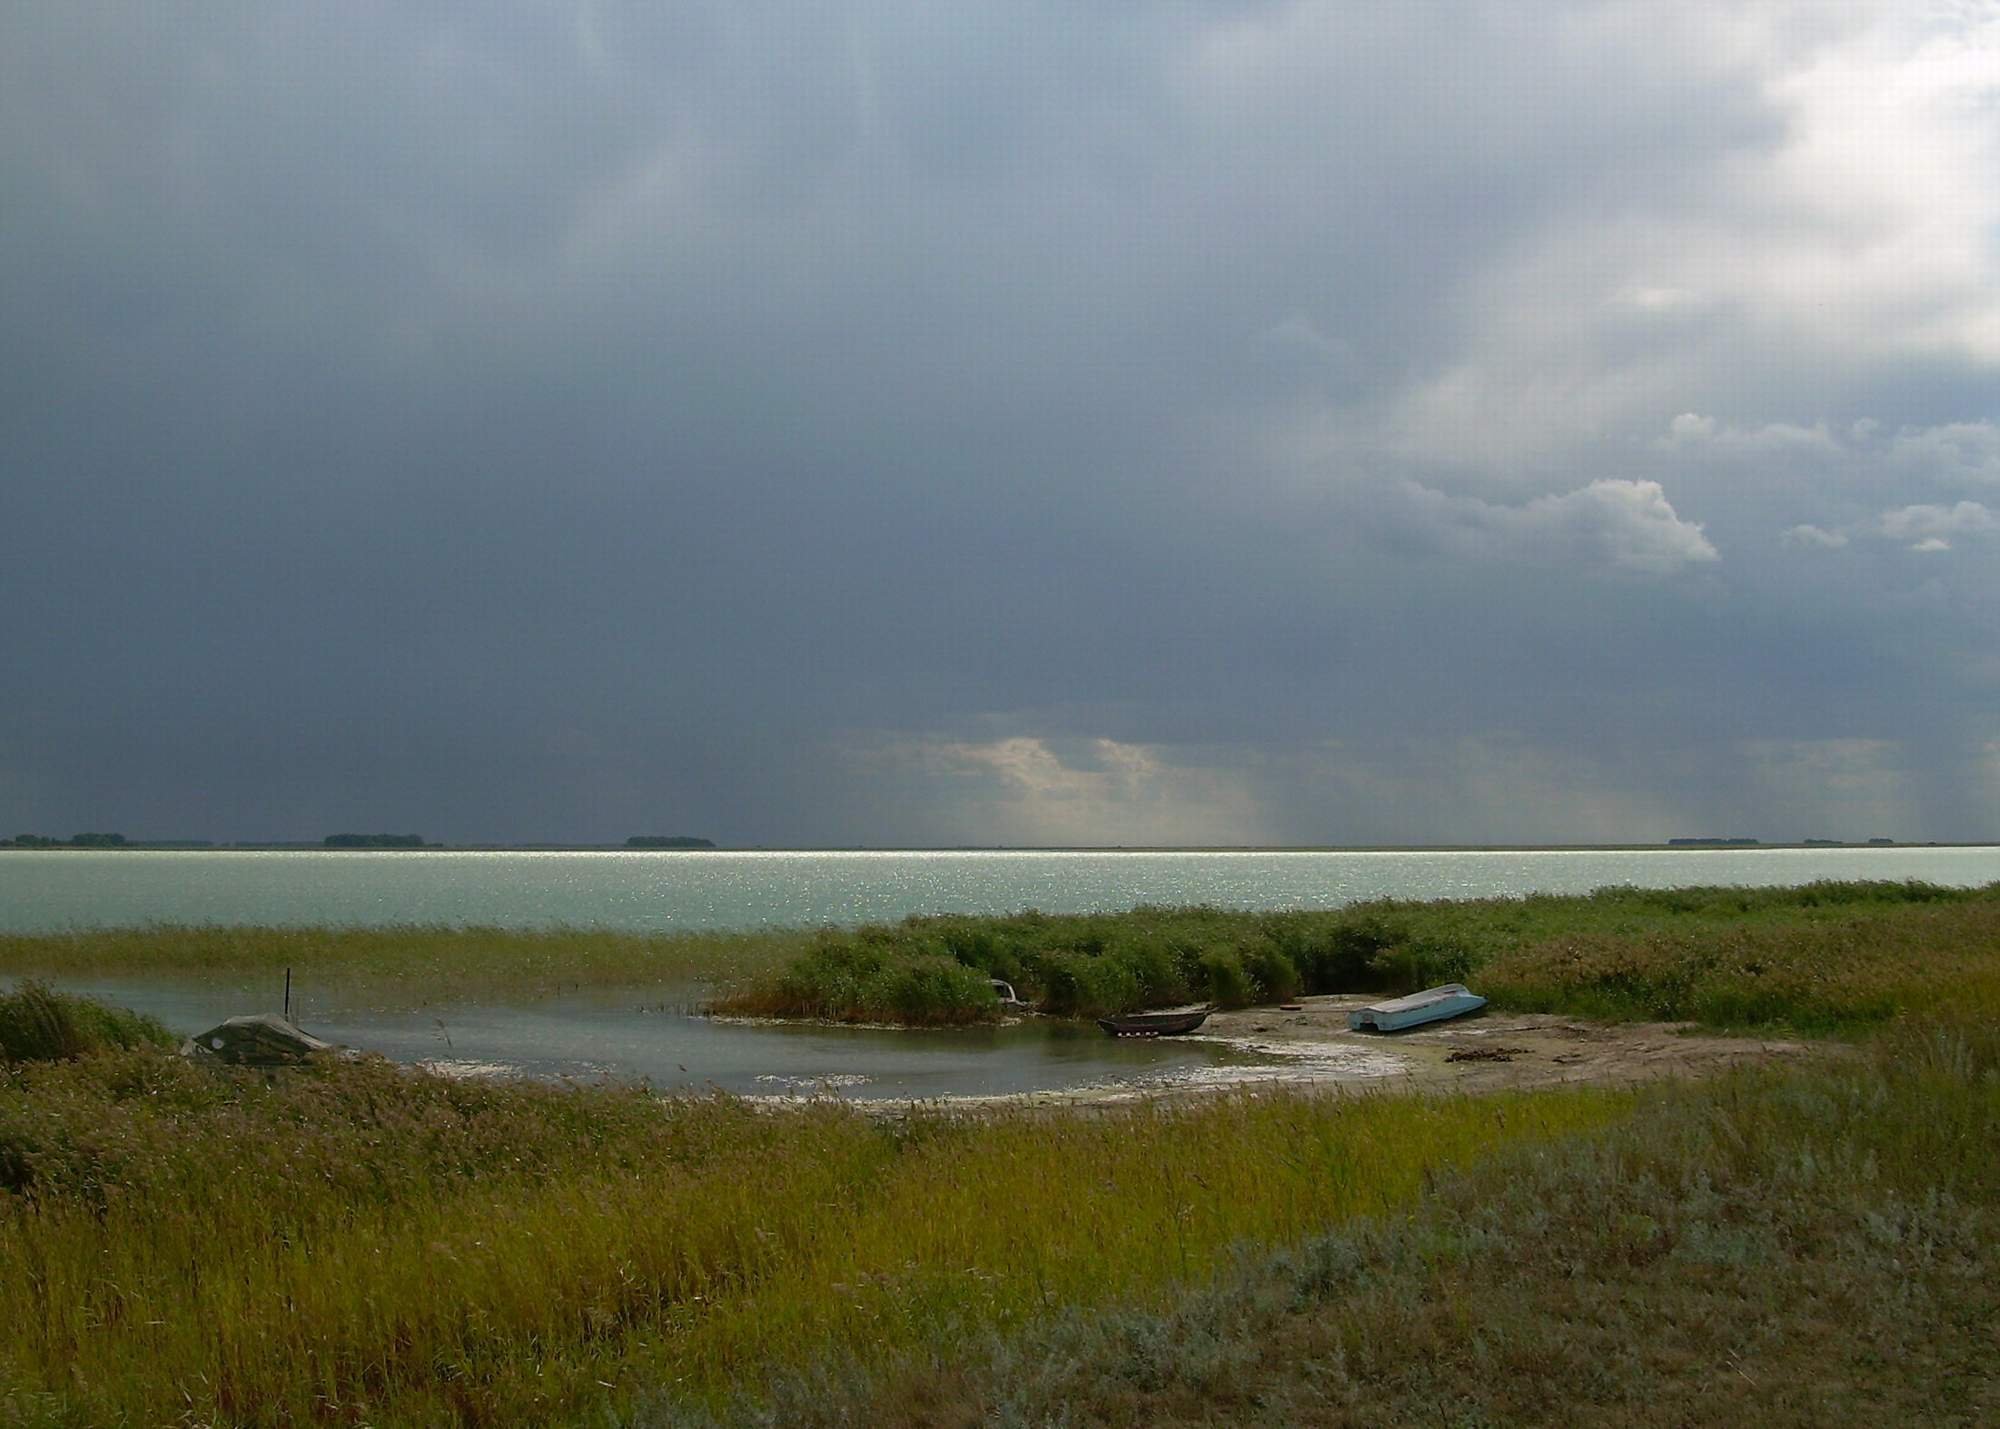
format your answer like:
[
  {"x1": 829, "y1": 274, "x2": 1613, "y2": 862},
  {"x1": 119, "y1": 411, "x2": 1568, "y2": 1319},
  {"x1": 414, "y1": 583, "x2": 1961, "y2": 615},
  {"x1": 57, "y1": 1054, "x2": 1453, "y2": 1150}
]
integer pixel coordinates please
[{"x1": 3, "y1": 2, "x2": 1997, "y2": 844}]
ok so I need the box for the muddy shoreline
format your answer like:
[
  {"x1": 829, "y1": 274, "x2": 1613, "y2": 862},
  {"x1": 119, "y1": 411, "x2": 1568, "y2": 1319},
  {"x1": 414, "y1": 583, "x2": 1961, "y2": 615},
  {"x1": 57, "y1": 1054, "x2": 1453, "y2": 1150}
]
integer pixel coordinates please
[{"x1": 872, "y1": 994, "x2": 1821, "y2": 1113}]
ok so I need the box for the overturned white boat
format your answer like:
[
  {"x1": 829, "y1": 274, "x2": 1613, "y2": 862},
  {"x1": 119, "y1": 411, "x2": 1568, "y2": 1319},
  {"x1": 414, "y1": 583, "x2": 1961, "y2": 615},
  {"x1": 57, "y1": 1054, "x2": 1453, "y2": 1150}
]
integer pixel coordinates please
[{"x1": 1348, "y1": 984, "x2": 1487, "y2": 1033}]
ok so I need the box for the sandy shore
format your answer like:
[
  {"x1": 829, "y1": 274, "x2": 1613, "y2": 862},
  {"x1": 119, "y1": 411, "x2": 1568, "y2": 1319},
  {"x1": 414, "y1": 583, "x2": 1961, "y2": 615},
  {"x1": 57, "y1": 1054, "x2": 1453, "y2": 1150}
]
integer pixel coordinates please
[
  {"x1": 1201, "y1": 994, "x2": 1817, "y2": 1092},
  {"x1": 895, "y1": 995, "x2": 1822, "y2": 1114}
]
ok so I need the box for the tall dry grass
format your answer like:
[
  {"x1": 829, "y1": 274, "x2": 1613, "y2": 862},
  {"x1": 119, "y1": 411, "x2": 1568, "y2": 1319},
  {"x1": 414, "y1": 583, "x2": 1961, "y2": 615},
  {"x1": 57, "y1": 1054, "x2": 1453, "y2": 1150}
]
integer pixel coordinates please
[
  {"x1": 0, "y1": 1048, "x2": 1622, "y2": 1426},
  {"x1": 681, "y1": 1016, "x2": 2000, "y2": 1427}
]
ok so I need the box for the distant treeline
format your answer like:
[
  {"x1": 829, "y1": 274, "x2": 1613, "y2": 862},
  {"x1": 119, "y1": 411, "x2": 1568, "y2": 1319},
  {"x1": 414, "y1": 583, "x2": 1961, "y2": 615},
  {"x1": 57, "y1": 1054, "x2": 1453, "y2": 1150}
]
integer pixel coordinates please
[
  {"x1": 626, "y1": 835, "x2": 715, "y2": 849},
  {"x1": 3, "y1": 833, "x2": 129, "y2": 849},
  {"x1": 323, "y1": 833, "x2": 430, "y2": 849}
]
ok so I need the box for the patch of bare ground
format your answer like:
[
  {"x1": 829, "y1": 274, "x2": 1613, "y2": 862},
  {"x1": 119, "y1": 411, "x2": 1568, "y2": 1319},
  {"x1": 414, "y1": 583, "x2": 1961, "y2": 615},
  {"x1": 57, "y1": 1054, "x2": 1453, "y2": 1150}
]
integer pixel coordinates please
[
  {"x1": 1197, "y1": 993, "x2": 1821, "y2": 1095},
  {"x1": 879, "y1": 998, "x2": 1820, "y2": 1122}
]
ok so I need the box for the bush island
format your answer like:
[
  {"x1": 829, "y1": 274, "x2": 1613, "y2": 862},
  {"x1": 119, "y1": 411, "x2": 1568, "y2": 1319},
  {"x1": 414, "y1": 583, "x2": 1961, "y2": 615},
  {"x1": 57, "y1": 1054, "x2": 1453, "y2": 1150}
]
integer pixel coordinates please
[
  {"x1": 722, "y1": 936, "x2": 996, "y2": 1024},
  {"x1": 710, "y1": 881, "x2": 2000, "y2": 1027}
]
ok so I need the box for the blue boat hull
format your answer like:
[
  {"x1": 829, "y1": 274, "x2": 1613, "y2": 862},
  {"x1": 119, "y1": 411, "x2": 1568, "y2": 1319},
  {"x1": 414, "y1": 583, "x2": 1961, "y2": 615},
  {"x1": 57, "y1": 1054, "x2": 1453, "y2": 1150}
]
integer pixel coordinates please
[{"x1": 1348, "y1": 985, "x2": 1487, "y2": 1032}]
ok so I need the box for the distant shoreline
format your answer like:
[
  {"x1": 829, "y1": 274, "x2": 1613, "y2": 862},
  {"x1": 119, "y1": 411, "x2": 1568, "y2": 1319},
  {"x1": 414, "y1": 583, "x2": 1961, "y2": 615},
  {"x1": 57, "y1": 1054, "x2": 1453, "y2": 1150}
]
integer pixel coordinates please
[{"x1": 4, "y1": 841, "x2": 1992, "y2": 854}]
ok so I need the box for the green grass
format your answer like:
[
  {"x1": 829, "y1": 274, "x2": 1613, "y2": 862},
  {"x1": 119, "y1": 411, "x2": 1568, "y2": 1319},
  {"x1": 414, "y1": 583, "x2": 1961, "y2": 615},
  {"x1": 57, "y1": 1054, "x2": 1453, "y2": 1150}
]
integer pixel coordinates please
[
  {"x1": 706, "y1": 1018, "x2": 2000, "y2": 1427},
  {"x1": 8, "y1": 882, "x2": 1995, "y2": 1032},
  {"x1": 704, "y1": 932, "x2": 1006, "y2": 1024},
  {"x1": 0, "y1": 1045, "x2": 1619, "y2": 1426},
  {"x1": 1477, "y1": 894, "x2": 2000, "y2": 1033},
  {"x1": 713, "y1": 880, "x2": 2000, "y2": 1031},
  {"x1": 0, "y1": 924, "x2": 813, "y2": 1008},
  {"x1": 0, "y1": 981, "x2": 176, "y2": 1063}
]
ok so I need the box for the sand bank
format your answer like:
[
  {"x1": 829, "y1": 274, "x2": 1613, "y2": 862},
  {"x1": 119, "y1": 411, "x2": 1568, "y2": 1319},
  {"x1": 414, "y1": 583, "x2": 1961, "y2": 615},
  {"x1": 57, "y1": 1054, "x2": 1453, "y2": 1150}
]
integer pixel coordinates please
[{"x1": 886, "y1": 995, "x2": 1821, "y2": 1114}]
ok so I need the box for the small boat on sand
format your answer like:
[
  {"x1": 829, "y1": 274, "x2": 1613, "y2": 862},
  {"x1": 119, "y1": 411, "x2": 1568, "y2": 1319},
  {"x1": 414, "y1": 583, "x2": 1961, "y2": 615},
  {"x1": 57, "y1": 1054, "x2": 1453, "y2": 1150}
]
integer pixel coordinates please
[
  {"x1": 1096, "y1": 1010, "x2": 1210, "y2": 1038},
  {"x1": 1347, "y1": 984, "x2": 1486, "y2": 1032}
]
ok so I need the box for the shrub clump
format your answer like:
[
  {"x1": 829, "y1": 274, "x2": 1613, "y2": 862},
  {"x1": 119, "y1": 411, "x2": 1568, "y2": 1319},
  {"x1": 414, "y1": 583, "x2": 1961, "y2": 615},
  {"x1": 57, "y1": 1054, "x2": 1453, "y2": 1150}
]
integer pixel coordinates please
[
  {"x1": 712, "y1": 936, "x2": 1000, "y2": 1024},
  {"x1": 0, "y1": 982, "x2": 175, "y2": 1063},
  {"x1": 708, "y1": 881, "x2": 2000, "y2": 1028}
]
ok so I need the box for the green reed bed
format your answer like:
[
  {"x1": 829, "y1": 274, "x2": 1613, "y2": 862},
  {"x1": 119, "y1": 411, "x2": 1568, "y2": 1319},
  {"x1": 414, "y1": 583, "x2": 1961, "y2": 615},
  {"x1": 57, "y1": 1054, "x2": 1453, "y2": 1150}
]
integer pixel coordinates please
[
  {"x1": 0, "y1": 924, "x2": 814, "y2": 1007},
  {"x1": 7, "y1": 881, "x2": 1995, "y2": 1027},
  {"x1": 0, "y1": 1044, "x2": 1622, "y2": 1428},
  {"x1": 1479, "y1": 891, "x2": 2000, "y2": 1032},
  {"x1": 711, "y1": 1017, "x2": 2000, "y2": 1428},
  {"x1": 713, "y1": 880, "x2": 2000, "y2": 1030},
  {"x1": 0, "y1": 981, "x2": 175, "y2": 1064}
]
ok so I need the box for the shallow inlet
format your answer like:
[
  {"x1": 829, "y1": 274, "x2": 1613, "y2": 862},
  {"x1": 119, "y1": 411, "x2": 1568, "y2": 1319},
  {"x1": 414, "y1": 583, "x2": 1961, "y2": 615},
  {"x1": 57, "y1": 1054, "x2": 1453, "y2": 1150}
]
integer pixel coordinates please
[{"x1": 50, "y1": 978, "x2": 1315, "y2": 1101}]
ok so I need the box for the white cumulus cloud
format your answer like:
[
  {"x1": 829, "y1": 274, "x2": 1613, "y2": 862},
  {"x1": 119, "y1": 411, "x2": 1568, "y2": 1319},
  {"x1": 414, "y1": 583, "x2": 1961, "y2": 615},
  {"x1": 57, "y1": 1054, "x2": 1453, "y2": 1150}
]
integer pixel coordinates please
[
  {"x1": 1781, "y1": 524, "x2": 1849, "y2": 549},
  {"x1": 863, "y1": 736, "x2": 1270, "y2": 847},
  {"x1": 1658, "y1": 413, "x2": 1842, "y2": 456},
  {"x1": 1406, "y1": 478, "x2": 1719, "y2": 575},
  {"x1": 1891, "y1": 421, "x2": 2000, "y2": 486},
  {"x1": 1878, "y1": 500, "x2": 1998, "y2": 546}
]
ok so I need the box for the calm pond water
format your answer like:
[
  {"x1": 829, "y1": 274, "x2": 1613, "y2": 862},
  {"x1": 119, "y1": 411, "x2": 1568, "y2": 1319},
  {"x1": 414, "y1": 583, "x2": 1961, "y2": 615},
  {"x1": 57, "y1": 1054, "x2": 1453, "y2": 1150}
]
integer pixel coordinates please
[
  {"x1": 54, "y1": 977, "x2": 1355, "y2": 1102},
  {"x1": 3, "y1": 846, "x2": 1996, "y2": 933}
]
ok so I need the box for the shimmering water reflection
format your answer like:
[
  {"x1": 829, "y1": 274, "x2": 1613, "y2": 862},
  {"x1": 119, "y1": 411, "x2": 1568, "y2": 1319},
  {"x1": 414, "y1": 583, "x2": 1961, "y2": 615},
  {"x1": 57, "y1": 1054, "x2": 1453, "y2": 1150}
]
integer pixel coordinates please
[{"x1": 4, "y1": 845, "x2": 1996, "y2": 932}]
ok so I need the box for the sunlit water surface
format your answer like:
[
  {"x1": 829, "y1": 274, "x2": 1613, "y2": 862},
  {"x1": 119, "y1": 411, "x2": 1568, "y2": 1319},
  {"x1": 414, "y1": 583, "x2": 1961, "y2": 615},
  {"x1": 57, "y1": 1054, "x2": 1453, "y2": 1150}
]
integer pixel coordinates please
[{"x1": 5, "y1": 846, "x2": 1996, "y2": 933}]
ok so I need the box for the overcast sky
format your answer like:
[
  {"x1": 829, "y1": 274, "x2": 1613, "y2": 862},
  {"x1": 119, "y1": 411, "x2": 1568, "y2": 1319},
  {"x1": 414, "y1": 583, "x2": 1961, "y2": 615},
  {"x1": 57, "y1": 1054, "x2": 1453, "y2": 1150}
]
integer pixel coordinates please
[{"x1": 4, "y1": 1, "x2": 1999, "y2": 846}]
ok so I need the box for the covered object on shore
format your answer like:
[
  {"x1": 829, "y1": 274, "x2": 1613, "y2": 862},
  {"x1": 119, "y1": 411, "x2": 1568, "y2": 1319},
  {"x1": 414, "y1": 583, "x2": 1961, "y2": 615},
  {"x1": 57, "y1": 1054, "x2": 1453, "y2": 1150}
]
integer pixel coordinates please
[
  {"x1": 183, "y1": 1014, "x2": 336, "y2": 1065},
  {"x1": 1348, "y1": 984, "x2": 1487, "y2": 1032}
]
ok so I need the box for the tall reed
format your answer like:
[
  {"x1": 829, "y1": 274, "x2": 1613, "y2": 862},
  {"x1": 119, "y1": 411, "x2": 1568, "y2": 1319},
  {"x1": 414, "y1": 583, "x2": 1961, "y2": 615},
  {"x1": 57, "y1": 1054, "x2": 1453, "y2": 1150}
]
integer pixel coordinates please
[
  {"x1": 714, "y1": 881, "x2": 2000, "y2": 1028},
  {"x1": 0, "y1": 924, "x2": 814, "y2": 1007},
  {"x1": 0, "y1": 980, "x2": 175, "y2": 1063},
  {"x1": 0, "y1": 1047, "x2": 1623, "y2": 1425}
]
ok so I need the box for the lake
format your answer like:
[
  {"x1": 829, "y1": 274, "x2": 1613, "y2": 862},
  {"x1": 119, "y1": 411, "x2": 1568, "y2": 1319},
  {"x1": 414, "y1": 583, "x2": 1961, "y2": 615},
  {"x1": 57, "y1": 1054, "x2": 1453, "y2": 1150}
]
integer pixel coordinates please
[{"x1": 3, "y1": 845, "x2": 1996, "y2": 933}]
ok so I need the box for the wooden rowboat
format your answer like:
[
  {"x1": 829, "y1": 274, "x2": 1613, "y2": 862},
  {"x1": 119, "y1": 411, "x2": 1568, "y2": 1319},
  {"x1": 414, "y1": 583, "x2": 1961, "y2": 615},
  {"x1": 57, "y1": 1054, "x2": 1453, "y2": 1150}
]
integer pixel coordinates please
[{"x1": 1096, "y1": 1010, "x2": 1210, "y2": 1037}]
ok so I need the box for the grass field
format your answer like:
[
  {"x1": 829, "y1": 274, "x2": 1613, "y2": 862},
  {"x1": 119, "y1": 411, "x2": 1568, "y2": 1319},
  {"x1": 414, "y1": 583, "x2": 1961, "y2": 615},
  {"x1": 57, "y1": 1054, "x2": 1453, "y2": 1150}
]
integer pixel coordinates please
[
  {"x1": 700, "y1": 1018, "x2": 1999, "y2": 1427},
  {"x1": 3, "y1": 884, "x2": 1998, "y2": 1425},
  {"x1": 0, "y1": 1049, "x2": 1617, "y2": 1426},
  {"x1": 8, "y1": 880, "x2": 1994, "y2": 1033},
  {"x1": 0, "y1": 924, "x2": 810, "y2": 1008}
]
